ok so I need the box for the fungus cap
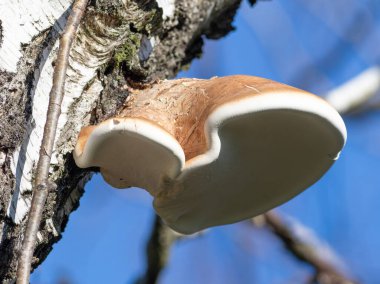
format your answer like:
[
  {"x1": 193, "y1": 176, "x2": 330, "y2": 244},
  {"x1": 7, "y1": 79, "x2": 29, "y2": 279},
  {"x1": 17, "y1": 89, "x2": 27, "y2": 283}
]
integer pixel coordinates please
[{"x1": 74, "y1": 75, "x2": 346, "y2": 234}]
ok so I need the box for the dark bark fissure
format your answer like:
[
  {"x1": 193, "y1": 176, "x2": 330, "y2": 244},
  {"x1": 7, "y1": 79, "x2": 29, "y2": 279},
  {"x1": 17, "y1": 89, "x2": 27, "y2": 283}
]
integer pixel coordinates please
[{"x1": 0, "y1": 20, "x2": 3, "y2": 48}]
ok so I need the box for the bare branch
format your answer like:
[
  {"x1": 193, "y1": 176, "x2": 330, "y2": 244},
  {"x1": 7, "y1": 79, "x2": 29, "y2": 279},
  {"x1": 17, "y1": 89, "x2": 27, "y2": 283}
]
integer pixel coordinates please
[
  {"x1": 16, "y1": 1, "x2": 89, "y2": 283},
  {"x1": 136, "y1": 215, "x2": 178, "y2": 284},
  {"x1": 139, "y1": 211, "x2": 357, "y2": 284},
  {"x1": 136, "y1": 215, "x2": 207, "y2": 284},
  {"x1": 326, "y1": 66, "x2": 380, "y2": 114},
  {"x1": 261, "y1": 211, "x2": 358, "y2": 284}
]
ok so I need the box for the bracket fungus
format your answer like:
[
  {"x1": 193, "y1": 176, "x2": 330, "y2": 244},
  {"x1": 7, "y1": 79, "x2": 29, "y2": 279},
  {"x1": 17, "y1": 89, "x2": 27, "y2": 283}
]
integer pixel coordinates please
[{"x1": 74, "y1": 75, "x2": 346, "y2": 234}]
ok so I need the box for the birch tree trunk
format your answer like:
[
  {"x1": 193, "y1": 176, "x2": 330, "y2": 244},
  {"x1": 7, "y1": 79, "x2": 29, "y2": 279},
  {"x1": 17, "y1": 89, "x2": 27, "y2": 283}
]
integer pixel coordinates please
[{"x1": 0, "y1": 0, "x2": 246, "y2": 281}]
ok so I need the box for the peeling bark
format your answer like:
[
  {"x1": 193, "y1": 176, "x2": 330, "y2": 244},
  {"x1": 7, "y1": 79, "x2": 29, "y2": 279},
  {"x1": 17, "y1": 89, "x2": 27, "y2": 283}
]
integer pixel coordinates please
[{"x1": 0, "y1": 0, "x2": 243, "y2": 281}]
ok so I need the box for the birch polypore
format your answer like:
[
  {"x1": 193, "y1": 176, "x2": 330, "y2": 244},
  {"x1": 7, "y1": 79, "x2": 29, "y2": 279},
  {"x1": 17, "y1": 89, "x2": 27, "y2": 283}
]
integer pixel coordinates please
[{"x1": 74, "y1": 75, "x2": 346, "y2": 234}]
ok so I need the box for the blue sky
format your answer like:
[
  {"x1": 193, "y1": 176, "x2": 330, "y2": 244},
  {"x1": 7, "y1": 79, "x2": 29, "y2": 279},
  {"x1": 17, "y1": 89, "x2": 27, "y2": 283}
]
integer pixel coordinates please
[{"x1": 32, "y1": 1, "x2": 380, "y2": 283}]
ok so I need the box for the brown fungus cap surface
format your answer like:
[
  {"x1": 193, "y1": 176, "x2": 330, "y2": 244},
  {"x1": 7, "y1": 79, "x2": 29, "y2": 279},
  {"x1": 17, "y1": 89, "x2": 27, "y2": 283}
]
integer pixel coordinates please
[{"x1": 74, "y1": 75, "x2": 346, "y2": 234}]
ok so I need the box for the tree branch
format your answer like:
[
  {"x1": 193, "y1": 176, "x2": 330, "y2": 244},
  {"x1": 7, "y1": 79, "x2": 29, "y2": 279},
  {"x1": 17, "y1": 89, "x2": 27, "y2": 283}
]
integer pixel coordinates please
[
  {"x1": 139, "y1": 211, "x2": 357, "y2": 284},
  {"x1": 325, "y1": 66, "x2": 380, "y2": 114},
  {"x1": 136, "y1": 215, "x2": 179, "y2": 284},
  {"x1": 16, "y1": 1, "x2": 89, "y2": 283},
  {"x1": 261, "y1": 211, "x2": 358, "y2": 284}
]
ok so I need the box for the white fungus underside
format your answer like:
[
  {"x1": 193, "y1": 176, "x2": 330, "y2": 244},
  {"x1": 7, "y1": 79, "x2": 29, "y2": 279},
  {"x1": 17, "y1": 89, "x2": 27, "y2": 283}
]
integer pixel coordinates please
[
  {"x1": 75, "y1": 91, "x2": 346, "y2": 234},
  {"x1": 74, "y1": 119, "x2": 185, "y2": 195}
]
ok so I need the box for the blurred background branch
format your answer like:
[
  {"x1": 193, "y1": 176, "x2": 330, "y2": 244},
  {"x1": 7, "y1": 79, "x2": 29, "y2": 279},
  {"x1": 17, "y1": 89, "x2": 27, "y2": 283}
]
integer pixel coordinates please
[
  {"x1": 139, "y1": 210, "x2": 358, "y2": 284},
  {"x1": 136, "y1": 216, "x2": 177, "y2": 284},
  {"x1": 258, "y1": 212, "x2": 357, "y2": 284},
  {"x1": 326, "y1": 66, "x2": 380, "y2": 114}
]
